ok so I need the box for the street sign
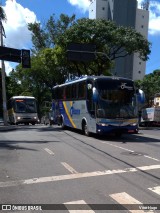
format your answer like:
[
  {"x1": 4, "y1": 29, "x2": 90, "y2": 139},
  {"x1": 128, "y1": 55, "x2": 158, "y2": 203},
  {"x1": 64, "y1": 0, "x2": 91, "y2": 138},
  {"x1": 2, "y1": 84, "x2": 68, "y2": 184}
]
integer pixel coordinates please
[
  {"x1": 67, "y1": 43, "x2": 96, "y2": 62},
  {"x1": 0, "y1": 46, "x2": 21, "y2": 63}
]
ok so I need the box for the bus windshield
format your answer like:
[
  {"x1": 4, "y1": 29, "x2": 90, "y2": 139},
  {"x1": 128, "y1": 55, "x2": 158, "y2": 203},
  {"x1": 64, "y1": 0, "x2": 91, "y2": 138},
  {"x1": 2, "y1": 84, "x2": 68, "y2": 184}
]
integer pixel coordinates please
[
  {"x1": 15, "y1": 99, "x2": 37, "y2": 113},
  {"x1": 96, "y1": 79, "x2": 137, "y2": 119}
]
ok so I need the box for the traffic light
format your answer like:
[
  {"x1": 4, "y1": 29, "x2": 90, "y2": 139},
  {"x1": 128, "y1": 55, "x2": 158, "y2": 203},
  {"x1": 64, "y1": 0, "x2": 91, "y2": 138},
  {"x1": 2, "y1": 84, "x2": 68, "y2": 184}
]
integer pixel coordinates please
[{"x1": 21, "y1": 49, "x2": 31, "y2": 68}]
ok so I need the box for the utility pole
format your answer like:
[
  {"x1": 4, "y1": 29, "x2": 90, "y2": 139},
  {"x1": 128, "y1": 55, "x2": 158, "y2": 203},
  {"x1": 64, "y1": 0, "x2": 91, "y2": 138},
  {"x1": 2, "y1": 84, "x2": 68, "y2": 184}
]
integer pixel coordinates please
[{"x1": 0, "y1": 20, "x2": 8, "y2": 125}]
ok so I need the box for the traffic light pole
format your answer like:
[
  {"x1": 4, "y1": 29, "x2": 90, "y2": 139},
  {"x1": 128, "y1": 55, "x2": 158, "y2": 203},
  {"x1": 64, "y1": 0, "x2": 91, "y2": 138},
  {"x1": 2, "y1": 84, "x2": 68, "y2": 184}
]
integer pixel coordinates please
[{"x1": 0, "y1": 20, "x2": 8, "y2": 125}]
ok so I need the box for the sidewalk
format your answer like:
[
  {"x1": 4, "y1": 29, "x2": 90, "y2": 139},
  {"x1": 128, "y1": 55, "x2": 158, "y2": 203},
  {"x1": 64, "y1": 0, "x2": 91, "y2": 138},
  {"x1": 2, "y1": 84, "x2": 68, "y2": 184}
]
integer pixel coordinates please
[{"x1": 0, "y1": 124, "x2": 17, "y2": 132}]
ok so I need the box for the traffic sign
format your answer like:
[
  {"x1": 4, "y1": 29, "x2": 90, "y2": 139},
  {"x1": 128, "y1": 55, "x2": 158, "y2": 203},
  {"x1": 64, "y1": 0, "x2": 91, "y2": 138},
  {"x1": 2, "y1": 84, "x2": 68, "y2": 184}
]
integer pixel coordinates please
[
  {"x1": 0, "y1": 46, "x2": 21, "y2": 63},
  {"x1": 67, "y1": 43, "x2": 96, "y2": 62}
]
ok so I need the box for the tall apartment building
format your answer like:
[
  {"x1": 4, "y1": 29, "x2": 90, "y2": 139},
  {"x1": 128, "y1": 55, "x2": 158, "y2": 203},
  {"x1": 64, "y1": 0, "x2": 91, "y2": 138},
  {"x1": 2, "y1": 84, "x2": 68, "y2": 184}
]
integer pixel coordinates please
[{"x1": 89, "y1": 0, "x2": 149, "y2": 80}]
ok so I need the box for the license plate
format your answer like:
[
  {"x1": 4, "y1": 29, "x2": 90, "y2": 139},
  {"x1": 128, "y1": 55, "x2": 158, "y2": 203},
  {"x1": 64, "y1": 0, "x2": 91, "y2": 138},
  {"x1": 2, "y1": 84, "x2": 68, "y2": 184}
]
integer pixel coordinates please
[{"x1": 128, "y1": 130, "x2": 135, "y2": 133}]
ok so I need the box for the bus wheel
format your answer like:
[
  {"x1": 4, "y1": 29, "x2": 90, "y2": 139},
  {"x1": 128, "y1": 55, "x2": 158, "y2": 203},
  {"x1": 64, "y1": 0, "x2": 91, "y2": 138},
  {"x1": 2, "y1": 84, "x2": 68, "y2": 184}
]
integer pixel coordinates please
[
  {"x1": 83, "y1": 122, "x2": 90, "y2": 137},
  {"x1": 61, "y1": 117, "x2": 66, "y2": 130}
]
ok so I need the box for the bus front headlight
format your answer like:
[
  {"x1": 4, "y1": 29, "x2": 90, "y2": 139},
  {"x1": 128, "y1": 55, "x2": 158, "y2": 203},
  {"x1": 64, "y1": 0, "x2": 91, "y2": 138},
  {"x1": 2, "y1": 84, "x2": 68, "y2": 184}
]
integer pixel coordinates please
[
  {"x1": 98, "y1": 123, "x2": 109, "y2": 126},
  {"x1": 17, "y1": 117, "x2": 21, "y2": 120},
  {"x1": 130, "y1": 123, "x2": 137, "y2": 126},
  {"x1": 34, "y1": 117, "x2": 37, "y2": 119}
]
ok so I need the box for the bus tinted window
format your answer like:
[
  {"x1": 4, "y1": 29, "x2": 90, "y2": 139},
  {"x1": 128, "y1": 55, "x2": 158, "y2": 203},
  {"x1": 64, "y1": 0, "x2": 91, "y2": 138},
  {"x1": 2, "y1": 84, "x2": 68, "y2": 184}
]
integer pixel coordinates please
[
  {"x1": 66, "y1": 85, "x2": 72, "y2": 99},
  {"x1": 58, "y1": 87, "x2": 64, "y2": 100},
  {"x1": 72, "y1": 84, "x2": 77, "y2": 99},
  {"x1": 78, "y1": 81, "x2": 86, "y2": 99}
]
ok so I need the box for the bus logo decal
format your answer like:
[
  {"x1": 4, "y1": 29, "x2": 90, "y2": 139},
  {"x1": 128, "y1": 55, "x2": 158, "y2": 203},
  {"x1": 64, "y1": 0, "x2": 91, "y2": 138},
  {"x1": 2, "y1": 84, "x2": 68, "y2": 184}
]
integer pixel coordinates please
[
  {"x1": 120, "y1": 83, "x2": 133, "y2": 90},
  {"x1": 70, "y1": 106, "x2": 80, "y2": 117}
]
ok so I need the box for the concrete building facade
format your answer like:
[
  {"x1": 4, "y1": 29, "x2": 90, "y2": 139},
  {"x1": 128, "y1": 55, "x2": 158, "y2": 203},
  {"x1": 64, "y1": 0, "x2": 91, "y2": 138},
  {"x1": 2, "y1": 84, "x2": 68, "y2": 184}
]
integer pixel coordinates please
[{"x1": 89, "y1": 0, "x2": 149, "y2": 80}]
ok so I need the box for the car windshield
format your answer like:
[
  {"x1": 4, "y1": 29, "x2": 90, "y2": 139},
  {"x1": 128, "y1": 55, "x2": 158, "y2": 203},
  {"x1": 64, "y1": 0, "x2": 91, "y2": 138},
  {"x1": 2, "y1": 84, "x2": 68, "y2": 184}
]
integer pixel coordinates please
[
  {"x1": 15, "y1": 99, "x2": 37, "y2": 113},
  {"x1": 96, "y1": 79, "x2": 137, "y2": 119}
]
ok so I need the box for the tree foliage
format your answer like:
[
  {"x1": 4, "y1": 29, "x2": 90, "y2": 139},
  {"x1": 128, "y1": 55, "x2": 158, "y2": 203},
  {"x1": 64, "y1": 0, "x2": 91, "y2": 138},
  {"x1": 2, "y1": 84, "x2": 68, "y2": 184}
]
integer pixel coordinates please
[
  {"x1": 135, "y1": 70, "x2": 160, "y2": 106},
  {"x1": 56, "y1": 18, "x2": 151, "y2": 76},
  {"x1": 28, "y1": 16, "x2": 151, "y2": 77}
]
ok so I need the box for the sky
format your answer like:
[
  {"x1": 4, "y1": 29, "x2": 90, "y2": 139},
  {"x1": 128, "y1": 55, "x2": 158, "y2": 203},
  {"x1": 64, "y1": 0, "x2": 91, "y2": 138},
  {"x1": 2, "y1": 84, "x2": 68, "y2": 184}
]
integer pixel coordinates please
[{"x1": 1, "y1": 0, "x2": 160, "y2": 75}]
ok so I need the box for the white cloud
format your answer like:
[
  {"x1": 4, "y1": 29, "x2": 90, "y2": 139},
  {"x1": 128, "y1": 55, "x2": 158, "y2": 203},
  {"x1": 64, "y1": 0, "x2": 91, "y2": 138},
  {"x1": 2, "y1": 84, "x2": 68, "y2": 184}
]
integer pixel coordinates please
[
  {"x1": 3, "y1": 0, "x2": 37, "y2": 49},
  {"x1": 148, "y1": 1, "x2": 160, "y2": 35},
  {"x1": 67, "y1": 0, "x2": 90, "y2": 12},
  {"x1": 1, "y1": 0, "x2": 37, "y2": 74}
]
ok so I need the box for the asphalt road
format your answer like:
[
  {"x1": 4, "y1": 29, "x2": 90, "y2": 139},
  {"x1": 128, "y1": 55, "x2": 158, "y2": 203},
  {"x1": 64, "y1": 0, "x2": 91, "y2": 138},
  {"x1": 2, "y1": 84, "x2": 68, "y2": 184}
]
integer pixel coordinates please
[{"x1": 0, "y1": 125, "x2": 159, "y2": 213}]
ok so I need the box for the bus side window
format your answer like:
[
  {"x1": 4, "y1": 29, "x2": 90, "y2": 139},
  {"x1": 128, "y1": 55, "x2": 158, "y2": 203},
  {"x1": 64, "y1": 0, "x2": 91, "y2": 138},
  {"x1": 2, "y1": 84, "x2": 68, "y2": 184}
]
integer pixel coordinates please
[
  {"x1": 72, "y1": 83, "x2": 77, "y2": 99},
  {"x1": 78, "y1": 81, "x2": 86, "y2": 99},
  {"x1": 58, "y1": 87, "x2": 63, "y2": 100},
  {"x1": 87, "y1": 81, "x2": 95, "y2": 116},
  {"x1": 66, "y1": 85, "x2": 72, "y2": 100}
]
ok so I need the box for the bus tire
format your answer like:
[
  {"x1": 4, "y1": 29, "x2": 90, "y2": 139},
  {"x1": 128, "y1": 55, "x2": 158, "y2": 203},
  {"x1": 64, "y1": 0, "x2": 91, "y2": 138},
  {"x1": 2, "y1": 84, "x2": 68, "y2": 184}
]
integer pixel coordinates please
[
  {"x1": 61, "y1": 117, "x2": 66, "y2": 130},
  {"x1": 82, "y1": 121, "x2": 90, "y2": 137}
]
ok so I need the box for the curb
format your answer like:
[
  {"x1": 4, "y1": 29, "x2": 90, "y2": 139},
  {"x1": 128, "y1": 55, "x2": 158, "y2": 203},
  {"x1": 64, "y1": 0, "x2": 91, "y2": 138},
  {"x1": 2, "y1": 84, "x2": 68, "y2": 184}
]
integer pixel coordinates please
[
  {"x1": 0, "y1": 126, "x2": 17, "y2": 132},
  {"x1": 139, "y1": 127, "x2": 160, "y2": 130}
]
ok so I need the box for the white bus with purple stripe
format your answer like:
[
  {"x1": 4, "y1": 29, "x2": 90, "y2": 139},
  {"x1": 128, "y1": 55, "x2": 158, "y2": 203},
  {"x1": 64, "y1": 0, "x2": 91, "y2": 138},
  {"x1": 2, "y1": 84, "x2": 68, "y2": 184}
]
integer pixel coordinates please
[{"x1": 53, "y1": 76, "x2": 145, "y2": 137}]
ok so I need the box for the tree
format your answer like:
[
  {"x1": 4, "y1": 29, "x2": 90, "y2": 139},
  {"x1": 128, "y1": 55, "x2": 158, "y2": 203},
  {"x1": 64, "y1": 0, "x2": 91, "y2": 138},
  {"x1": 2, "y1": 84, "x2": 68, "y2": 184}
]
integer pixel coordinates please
[
  {"x1": 28, "y1": 14, "x2": 76, "y2": 53},
  {"x1": 135, "y1": 70, "x2": 160, "y2": 107},
  {"x1": 28, "y1": 15, "x2": 151, "y2": 78},
  {"x1": 56, "y1": 18, "x2": 151, "y2": 76},
  {"x1": 8, "y1": 47, "x2": 68, "y2": 118}
]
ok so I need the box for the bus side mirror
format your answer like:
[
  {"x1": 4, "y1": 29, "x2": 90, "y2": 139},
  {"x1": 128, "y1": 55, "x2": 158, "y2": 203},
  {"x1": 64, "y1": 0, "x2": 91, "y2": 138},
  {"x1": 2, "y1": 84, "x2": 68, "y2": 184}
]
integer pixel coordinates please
[
  {"x1": 137, "y1": 89, "x2": 145, "y2": 104},
  {"x1": 92, "y1": 87, "x2": 98, "y2": 103}
]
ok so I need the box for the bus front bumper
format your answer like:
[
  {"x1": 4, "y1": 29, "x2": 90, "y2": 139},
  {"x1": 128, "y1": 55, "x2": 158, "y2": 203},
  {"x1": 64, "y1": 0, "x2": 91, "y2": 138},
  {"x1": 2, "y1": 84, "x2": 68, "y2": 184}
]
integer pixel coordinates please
[
  {"x1": 96, "y1": 124, "x2": 138, "y2": 135},
  {"x1": 16, "y1": 116, "x2": 38, "y2": 124}
]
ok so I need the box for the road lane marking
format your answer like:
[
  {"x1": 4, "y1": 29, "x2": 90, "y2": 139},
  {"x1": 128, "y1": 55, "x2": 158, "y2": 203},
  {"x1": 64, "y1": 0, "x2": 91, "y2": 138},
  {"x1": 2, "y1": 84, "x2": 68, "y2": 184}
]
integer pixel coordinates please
[
  {"x1": 61, "y1": 162, "x2": 78, "y2": 174},
  {"x1": 110, "y1": 192, "x2": 152, "y2": 213},
  {"x1": 144, "y1": 155, "x2": 159, "y2": 162},
  {"x1": 100, "y1": 141, "x2": 134, "y2": 152},
  {"x1": 64, "y1": 200, "x2": 95, "y2": 213},
  {"x1": 100, "y1": 141, "x2": 160, "y2": 162},
  {"x1": 148, "y1": 186, "x2": 160, "y2": 195},
  {"x1": 44, "y1": 148, "x2": 54, "y2": 155},
  {"x1": 0, "y1": 164, "x2": 159, "y2": 188}
]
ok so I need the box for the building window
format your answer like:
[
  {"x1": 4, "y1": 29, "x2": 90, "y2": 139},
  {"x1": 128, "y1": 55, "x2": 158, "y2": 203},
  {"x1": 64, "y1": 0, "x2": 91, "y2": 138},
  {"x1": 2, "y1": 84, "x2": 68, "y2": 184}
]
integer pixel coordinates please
[
  {"x1": 102, "y1": 7, "x2": 105, "y2": 10},
  {"x1": 138, "y1": 71, "x2": 141, "y2": 74},
  {"x1": 139, "y1": 62, "x2": 141, "y2": 65},
  {"x1": 141, "y1": 25, "x2": 144, "y2": 28}
]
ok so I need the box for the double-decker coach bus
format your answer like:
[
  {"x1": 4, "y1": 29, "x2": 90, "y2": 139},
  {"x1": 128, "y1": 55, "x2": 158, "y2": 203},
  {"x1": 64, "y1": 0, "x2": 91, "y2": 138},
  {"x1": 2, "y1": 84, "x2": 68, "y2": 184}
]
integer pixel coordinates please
[
  {"x1": 53, "y1": 76, "x2": 144, "y2": 136},
  {"x1": 7, "y1": 96, "x2": 38, "y2": 125}
]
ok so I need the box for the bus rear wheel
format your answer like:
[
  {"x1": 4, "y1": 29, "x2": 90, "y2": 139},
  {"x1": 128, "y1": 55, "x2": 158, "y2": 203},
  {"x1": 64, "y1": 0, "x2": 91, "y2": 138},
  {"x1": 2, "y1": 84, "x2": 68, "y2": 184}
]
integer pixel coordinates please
[
  {"x1": 61, "y1": 117, "x2": 66, "y2": 130},
  {"x1": 82, "y1": 122, "x2": 90, "y2": 137}
]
